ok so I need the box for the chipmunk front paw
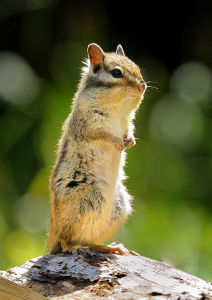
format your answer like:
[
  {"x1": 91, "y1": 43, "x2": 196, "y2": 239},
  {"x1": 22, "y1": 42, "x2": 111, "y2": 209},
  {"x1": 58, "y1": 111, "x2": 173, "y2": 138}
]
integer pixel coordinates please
[{"x1": 123, "y1": 134, "x2": 136, "y2": 149}]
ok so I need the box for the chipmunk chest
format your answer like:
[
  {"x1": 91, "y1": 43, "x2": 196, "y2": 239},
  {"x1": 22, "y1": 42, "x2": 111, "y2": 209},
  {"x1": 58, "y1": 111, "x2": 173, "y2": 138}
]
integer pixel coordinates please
[
  {"x1": 110, "y1": 122, "x2": 123, "y2": 138},
  {"x1": 106, "y1": 116, "x2": 128, "y2": 139}
]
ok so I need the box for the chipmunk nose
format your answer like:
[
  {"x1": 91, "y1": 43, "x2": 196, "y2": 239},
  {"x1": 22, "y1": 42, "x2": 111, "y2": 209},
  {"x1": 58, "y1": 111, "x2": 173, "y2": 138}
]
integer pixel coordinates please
[{"x1": 138, "y1": 81, "x2": 146, "y2": 93}]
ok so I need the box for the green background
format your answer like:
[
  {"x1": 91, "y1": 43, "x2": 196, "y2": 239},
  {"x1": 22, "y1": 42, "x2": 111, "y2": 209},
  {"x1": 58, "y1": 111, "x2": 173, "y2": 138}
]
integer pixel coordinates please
[{"x1": 0, "y1": 1, "x2": 211, "y2": 281}]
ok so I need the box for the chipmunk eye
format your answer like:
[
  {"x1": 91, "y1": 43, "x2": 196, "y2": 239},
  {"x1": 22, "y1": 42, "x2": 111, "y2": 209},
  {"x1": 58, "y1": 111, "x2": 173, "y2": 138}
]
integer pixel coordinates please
[{"x1": 111, "y1": 68, "x2": 123, "y2": 78}]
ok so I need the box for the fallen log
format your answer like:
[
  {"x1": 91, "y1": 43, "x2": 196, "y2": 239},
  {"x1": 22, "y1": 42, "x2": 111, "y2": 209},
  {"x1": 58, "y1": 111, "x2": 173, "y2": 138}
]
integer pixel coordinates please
[{"x1": 0, "y1": 245, "x2": 211, "y2": 299}]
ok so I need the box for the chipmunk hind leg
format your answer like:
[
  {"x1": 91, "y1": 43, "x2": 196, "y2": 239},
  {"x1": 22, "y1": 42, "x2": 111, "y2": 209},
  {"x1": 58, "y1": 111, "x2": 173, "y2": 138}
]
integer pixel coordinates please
[
  {"x1": 89, "y1": 182, "x2": 133, "y2": 255},
  {"x1": 48, "y1": 223, "x2": 62, "y2": 254},
  {"x1": 88, "y1": 187, "x2": 132, "y2": 256},
  {"x1": 87, "y1": 215, "x2": 129, "y2": 255}
]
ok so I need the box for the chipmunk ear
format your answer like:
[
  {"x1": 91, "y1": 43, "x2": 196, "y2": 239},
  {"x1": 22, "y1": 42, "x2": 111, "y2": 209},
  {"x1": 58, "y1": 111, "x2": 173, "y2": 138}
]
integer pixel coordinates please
[
  {"x1": 87, "y1": 43, "x2": 104, "y2": 66},
  {"x1": 116, "y1": 44, "x2": 125, "y2": 56}
]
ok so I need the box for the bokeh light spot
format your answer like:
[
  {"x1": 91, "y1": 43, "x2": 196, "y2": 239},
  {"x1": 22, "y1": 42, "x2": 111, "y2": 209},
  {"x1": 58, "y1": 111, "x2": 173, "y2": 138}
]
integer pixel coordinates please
[
  {"x1": 0, "y1": 52, "x2": 40, "y2": 105},
  {"x1": 149, "y1": 94, "x2": 205, "y2": 150},
  {"x1": 170, "y1": 62, "x2": 212, "y2": 105}
]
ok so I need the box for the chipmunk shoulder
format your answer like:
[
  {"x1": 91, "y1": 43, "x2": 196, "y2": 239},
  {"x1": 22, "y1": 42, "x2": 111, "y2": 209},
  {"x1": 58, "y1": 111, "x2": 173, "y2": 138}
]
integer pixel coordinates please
[{"x1": 48, "y1": 43, "x2": 146, "y2": 255}]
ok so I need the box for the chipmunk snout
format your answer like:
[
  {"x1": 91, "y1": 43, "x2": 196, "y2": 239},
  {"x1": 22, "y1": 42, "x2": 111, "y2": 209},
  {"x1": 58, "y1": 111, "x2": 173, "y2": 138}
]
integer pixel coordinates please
[{"x1": 137, "y1": 80, "x2": 146, "y2": 93}]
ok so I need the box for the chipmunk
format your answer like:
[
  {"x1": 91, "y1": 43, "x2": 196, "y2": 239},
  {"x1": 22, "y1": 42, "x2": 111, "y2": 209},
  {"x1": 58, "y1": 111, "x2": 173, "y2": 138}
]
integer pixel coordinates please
[{"x1": 48, "y1": 43, "x2": 146, "y2": 255}]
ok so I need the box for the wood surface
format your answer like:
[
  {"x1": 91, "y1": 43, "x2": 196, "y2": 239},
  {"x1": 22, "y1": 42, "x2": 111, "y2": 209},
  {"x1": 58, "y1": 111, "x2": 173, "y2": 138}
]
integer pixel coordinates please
[{"x1": 0, "y1": 245, "x2": 211, "y2": 299}]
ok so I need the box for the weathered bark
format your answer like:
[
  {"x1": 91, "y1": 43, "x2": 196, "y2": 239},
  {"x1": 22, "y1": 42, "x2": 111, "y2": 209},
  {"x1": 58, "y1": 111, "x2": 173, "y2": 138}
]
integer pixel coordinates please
[{"x1": 0, "y1": 245, "x2": 211, "y2": 299}]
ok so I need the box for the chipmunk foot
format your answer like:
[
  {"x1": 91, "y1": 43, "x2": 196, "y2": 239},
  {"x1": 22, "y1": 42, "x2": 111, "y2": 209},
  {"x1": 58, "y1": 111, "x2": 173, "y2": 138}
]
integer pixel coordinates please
[
  {"x1": 88, "y1": 243, "x2": 127, "y2": 255},
  {"x1": 62, "y1": 242, "x2": 140, "y2": 256},
  {"x1": 62, "y1": 243, "x2": 125, "y2": 255}
]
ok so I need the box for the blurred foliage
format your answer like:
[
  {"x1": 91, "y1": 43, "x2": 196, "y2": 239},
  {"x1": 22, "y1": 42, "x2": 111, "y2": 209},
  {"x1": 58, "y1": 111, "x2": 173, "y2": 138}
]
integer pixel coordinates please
[{"x1": 0, "y1": 0, "x2": 211, "y2": 282}]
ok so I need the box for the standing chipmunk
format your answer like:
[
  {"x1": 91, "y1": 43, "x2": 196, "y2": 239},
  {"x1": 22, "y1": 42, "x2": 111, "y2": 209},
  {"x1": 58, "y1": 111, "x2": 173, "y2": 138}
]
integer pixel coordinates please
[{"x1": 49, "y1": 43, "x2": 146, "y2": 255}]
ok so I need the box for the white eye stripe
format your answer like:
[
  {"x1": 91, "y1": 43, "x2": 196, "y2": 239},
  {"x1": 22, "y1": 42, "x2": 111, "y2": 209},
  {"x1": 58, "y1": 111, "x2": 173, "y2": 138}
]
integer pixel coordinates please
[
  {"x1": 98, "y1": 70, "x2": 136, "y2": 85},
  {"x1": 98, "y1": 72, "x2": 117, "y2": 83},
  {"x1": 111, "y1": 66, "x2": 123, "y2": 71}
]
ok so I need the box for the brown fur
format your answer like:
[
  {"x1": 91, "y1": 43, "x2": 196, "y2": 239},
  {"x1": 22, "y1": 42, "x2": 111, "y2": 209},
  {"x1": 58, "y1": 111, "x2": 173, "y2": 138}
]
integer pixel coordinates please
[{"x1": 48, "y1": 43, "x2": 146, "y2": 254}]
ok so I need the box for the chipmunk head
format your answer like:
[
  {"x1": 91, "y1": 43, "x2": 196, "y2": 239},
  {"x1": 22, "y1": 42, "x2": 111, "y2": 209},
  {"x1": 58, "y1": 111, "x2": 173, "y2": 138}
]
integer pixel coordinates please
[{"x1": 80, "y1": 43, "x2": 146, "y2": 107}]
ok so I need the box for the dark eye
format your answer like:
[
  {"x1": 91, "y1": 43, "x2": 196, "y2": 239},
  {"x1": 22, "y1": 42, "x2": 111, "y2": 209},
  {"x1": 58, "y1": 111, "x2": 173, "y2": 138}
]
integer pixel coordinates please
[{"x1": 111, "y1": 68, "x2": 123, "y2": 78}]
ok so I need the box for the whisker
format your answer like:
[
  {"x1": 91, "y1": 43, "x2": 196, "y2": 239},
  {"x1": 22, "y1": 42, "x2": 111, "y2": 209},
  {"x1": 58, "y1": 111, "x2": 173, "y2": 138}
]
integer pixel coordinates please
[
  {"x1": 146, "y1": 85, "x2": 159, "y2": 90},
  {"x1": 145, "y1": 80, "x2": 159, "y2": 84}
]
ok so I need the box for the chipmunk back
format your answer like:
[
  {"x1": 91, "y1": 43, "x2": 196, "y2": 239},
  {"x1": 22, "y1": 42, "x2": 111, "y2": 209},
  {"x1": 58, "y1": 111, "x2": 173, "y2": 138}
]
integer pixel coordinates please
[{"x1": 48, "y1": 43, "x2": 146, "y2": 254}]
